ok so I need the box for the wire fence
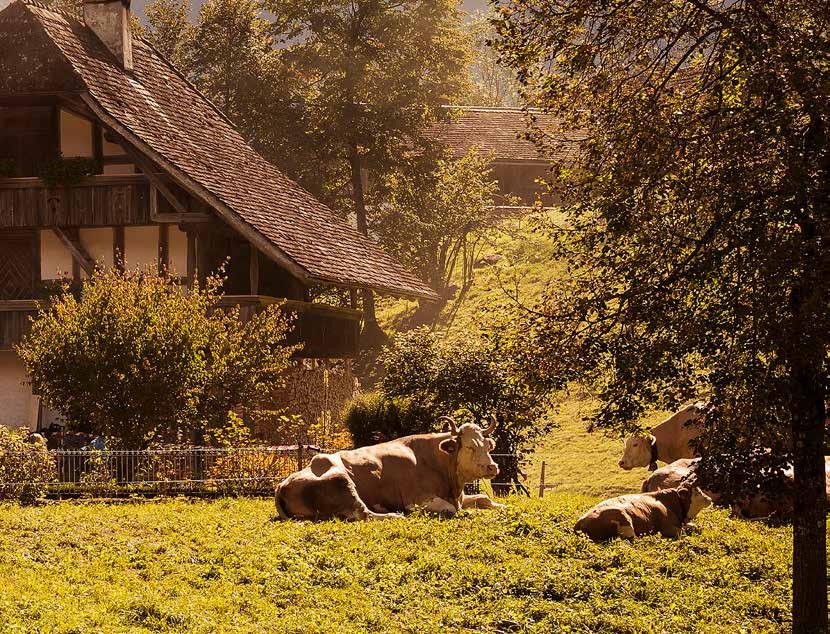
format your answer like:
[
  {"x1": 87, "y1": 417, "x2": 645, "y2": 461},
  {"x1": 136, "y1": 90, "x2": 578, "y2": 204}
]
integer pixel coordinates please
[
  {"x1": 1, "y1": 446, "x2": 530, "y2": 499},
  {"x1": 1, "y1": 446, "x2": 320, "y2": 498}
]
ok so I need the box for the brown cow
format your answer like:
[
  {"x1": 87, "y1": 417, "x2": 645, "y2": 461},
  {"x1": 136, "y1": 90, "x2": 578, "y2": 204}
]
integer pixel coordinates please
[
  {"x1": 618, "y1": 402, "x2": 706, "y2": 471},
  {"x1": 640, "y1": 458, "x2": 701, "y2": 493},
  {"x1": 275, "y1": 416, "x2": 504, "y2": 521},
  {"x1": 575, "y1": 483, "x2": 712, "y2": 541},
  {"x1": 641, "y1": 457, "x2": 830, "y2": 519}
]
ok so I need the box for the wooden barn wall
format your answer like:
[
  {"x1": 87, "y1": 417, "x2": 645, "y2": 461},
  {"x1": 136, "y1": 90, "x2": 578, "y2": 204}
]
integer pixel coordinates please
[{"x1": 0, "y1": 180, "x2": 151, "y2": 228}]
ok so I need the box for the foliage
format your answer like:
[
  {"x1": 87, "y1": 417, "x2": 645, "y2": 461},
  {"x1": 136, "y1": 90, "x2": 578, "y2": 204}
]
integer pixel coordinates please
[
  {"x1": 380, "y1": 328, "x2": 552, "y2": 469},
  {"x1": 143, "y1": 0, "x2": 193, "y2": 68},
  {"x1": 343, "y1": 392, "x2": 435, "y2": 448},
  {"x1": 371, "y1": 148, "x2": 501, "y2": 300},
  {"x1": 465, "y1": 11, "x2": 521, "y2": 108},
  {"x1": 39, "y1": 155, "x2": 100, "y2": 188},
  {"x1": 493, "y1": 0, "x2": 829, "y2": 625},
  {"x1": 0, "y1": 496, "x2": 802, "y2": 631},
  {"x1": 17, "y1": 269, "x2": 296, "y2": 448},
  {"x1": 0, "y1": 427, "x2": 55, "y2": 503}
]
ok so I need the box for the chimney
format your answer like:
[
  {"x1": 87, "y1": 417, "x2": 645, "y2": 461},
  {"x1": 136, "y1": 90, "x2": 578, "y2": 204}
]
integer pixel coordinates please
[{"x1": 83, "y1": 0, "x2": 134, "y2": 71}]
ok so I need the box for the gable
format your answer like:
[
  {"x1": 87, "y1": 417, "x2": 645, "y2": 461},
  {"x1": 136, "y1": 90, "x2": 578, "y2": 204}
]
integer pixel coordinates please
[{"x1": 7, "y1": 1, "x2": 436, "y2": 300}]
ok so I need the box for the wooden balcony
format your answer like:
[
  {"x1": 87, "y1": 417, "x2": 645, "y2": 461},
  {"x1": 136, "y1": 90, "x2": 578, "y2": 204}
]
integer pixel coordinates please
[
  {"x1": 0, "y1": 296, "x2": 361, "y2": 358},
  {"x1": 0, "y1": 174, "x2": 152, "y2": 228},
  {"x1": 218, "y1": 296, "x2": 361, "y2": 359}
]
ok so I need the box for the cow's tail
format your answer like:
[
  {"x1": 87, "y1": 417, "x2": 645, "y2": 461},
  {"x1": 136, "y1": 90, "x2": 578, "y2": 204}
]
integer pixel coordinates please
[{"x1": 274, "y1": 481, "x2": 291, "y2": 521}]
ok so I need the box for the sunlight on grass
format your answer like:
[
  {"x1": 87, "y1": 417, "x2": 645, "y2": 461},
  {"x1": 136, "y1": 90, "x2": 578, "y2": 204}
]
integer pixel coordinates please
[{"x1": 0, "y1": 497, "x2": 798, "y2": 633}]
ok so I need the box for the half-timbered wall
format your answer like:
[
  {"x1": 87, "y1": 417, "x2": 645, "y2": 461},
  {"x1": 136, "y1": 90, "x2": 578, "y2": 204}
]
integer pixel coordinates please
[{"x1": 40, "y1": 229, "x2": 72, "y2": 280}]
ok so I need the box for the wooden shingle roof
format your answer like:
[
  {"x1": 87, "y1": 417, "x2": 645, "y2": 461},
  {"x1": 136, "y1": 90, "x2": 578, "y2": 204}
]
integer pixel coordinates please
[
  {"x1": 6, "y1": 1, "x2": 436, "y2": 300},
  {"x1": 427, "y1": 106, "x2": 585, "y2": 164}
]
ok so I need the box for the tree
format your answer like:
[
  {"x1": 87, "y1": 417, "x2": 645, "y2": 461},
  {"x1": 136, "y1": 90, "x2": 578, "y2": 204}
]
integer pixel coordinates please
[
  {"x1": 370, "y1": 148, "x2": 500, "y2": 307},
  {"x1": 465, "y1": 12, "x2": 521, "y2": 108},
  {"x1": 380, "y1": 328, "x2": 552, "y2": 493},
  {"x1": 493, "y1": 1, "x2": 828, "y2": 630},
  {"x1": 143, "y1": 0, "x2": 193, "y2": 69},
  {"x1": 17, "y1": 269, "x2": 295, "y2": 448},
  {"x1": 261, "y1": 0, "x2": 472, "y2": 345}
]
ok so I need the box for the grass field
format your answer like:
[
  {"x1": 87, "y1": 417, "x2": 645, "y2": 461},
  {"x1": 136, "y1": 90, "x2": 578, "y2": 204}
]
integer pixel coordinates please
[{"x1": 0, "y1": 496, "x2": 797, "y2": 633}]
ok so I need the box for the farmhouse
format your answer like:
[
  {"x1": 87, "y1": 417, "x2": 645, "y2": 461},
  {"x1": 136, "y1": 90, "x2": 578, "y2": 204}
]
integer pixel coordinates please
[
  {"x1": 0, "y1": 0, "x2": 435, "y2": 432},
  {"x1": 427, "y1": 106, "x2": 585, "y2": 208}
]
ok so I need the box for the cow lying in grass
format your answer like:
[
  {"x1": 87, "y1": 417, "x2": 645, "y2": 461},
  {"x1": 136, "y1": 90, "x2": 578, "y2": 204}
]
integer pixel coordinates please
[
  {"x1": 275, "y1": 415, "x2": 504, "y2": 521},
  {"x1": 641, "y1": 457, "x2": 830, "y2": 520},
  {"x1": 574, "y1": 482, "x2": 712, "y2": 541}
]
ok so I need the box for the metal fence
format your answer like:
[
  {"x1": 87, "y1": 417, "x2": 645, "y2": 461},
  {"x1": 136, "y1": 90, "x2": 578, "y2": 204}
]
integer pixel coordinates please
[
  {"x1": 1, "y1": 445, "x2": 530, "y2": 499},
  {"x1": 2, "y1": 445, "x2": 320, "y2": 497}
]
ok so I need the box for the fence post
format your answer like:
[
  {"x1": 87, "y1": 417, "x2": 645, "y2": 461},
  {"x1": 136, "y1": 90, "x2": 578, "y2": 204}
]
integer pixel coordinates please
[
  {"x1": 297, "y1": 444, "x2": 304, "y2": 471},
  {"x1": 538, "y1": 461, "x2": 546, "y2": 498}
]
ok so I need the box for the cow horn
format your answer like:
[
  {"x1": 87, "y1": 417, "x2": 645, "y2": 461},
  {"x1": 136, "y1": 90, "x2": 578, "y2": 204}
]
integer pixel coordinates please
[
  {"x1": 439, "y1": 416, "x2": 459, "y2": 435},
  {"x1": 484, "y1": 414, "x2": 498, "y2": 436}
]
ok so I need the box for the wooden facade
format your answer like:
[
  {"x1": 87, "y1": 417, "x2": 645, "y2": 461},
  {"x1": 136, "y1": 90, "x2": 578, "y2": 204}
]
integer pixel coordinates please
[{"x1": 0, "y1": 100, "x2": 361, "y2": 358}]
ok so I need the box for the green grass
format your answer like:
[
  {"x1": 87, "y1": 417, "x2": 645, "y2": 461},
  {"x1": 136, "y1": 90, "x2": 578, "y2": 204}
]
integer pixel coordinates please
[
  {"x1": 0, "y1": 496, "x2": 798, "y2": 633},
  {"x1": 377, "y1": 213, "x2": 559, "y2": 338}
]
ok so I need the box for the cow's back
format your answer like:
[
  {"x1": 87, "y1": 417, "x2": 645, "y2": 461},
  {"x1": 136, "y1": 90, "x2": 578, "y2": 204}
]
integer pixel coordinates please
[
  {"x1": 336, "y1": 435, "x2": 455, "y2": 511},
  {"x1": 641, "y1": 459, "x2": 698, "y2": 492}
]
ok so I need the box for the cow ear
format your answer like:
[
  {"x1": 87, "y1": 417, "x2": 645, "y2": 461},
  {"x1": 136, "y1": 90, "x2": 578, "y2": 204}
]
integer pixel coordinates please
[
  {"x1": 487, "y1": 438, "x2": 496, "y2": 451},
  {"x1": 439, "y1": 438, "x2": 458, "y2": 454}
]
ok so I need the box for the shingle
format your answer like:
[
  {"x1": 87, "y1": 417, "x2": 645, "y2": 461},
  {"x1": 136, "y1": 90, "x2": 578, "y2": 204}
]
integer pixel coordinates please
[
  {"x1": 17, "y1": 1, "x2": 436, "y2": 300},
  {"x1": 427, "y1": 106, "x2": 585, "y2": 164}
]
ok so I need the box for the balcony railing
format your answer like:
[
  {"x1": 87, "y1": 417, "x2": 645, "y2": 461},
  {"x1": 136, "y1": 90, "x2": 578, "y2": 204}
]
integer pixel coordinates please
[
  {"x1": 0, "y1": 174, "x2": 152, "y2": 228},
  {"x1": 0, "y1": 296, "x2": 361, "y2": 358}
]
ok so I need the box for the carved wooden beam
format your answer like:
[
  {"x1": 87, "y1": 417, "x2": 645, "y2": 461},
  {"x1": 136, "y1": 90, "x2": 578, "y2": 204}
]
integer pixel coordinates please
[{"x1": 53, "y1": 227, "x2": 95, "y2": 276}]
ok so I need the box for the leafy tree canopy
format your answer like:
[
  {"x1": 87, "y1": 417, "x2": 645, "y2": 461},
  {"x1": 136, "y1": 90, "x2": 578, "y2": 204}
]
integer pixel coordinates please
[{"x1": 492, "y1": 0, "x2": 828, "y2": 628}]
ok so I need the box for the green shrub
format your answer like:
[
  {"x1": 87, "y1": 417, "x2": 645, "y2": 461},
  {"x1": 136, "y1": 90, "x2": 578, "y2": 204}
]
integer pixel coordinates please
[
  {"x1": 17, "y1": 268, "x2": 297, "y2": 448},
  {"x1": 39, "y1": 155, "x2": 100, "y2": 187},
  {"x1": 380, "y1": 328, "x2": 553, "y2": 492},
  {"x1": 0, "y1": 427, "x2": 56, "y2": 502},
  {"x1": 344, "y1": 392, "x2": 436, "y2": 448}
]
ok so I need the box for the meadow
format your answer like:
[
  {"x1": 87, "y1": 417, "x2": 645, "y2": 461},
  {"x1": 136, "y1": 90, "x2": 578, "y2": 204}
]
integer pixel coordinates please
[
  {"x1": 0, "y1": 217, "x2": 811, "y2": 633},
  {"x1": 0, "y1": 495, "x2": 795, "y2": 633}
]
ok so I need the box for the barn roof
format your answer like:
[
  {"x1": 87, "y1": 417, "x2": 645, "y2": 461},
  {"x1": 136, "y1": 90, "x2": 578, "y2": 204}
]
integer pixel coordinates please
[
  {"x1": 426, "y1": 106, "x2": 585, "y2": 164},
  {"x1": 0, "y1": 0, "x2": 436, "y2": 300}
]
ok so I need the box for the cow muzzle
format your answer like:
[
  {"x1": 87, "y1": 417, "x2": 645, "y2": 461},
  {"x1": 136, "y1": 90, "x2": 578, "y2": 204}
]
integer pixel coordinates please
[
  {"x1": 618, "y1": 459, "x2": 632, "y2": 470},
  {"x1": 484, "y1": 463, "x2": 499, "y2": 478}
]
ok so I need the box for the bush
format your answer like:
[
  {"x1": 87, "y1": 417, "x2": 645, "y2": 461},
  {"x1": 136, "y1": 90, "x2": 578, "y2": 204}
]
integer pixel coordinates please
[
  {"x1": 380, "y1": 328, "x2": 553, "y2": 493},
  {"x1": 17, "y1": 268, "x2": 296, "y2": 448},
  {"x1": 39, "y1": 155, "x2": 100, "y2": 187},
  {"x1": 344, "y1": 392, "x2": 436, "y2": 448},
  {"x1": 0, "y1": 427, "x2": 56, "y2": 502}
]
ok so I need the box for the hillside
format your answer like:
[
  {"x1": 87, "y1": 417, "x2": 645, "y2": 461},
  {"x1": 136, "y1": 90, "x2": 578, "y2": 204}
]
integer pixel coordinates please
[{"x1": 377, "y1": 215, "x2": 674, "y2": 498}]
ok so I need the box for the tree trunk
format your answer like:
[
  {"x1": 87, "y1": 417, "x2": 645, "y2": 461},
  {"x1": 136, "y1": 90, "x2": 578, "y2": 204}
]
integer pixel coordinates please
[
  {"x1": 791, "y1": 365, "x2": 828, "y2": 633},
  {"x1": 348, "y1": 141, "x2": 387, "y2": 349}
]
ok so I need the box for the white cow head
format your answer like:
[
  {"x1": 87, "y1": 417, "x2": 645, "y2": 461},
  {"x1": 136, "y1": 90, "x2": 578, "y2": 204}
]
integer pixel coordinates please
[
  {"x1": 618, "y1": 434, "x2": 657, "y2": 470},
  {"x1": 687, "y1": 487, "x2": 713, "y2": 520},
  {"x1": 439, "y1": 415, "x2": 500, "y2": 482}
]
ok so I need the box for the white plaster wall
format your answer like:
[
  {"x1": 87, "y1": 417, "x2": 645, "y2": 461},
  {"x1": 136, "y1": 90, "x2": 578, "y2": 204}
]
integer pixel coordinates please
[
  {"x1": 0, "y1": 352, "x2": 34, "y2": 430},
  {"x1": 124, "y1": 226, "x2": 159, "y2": 270},
  {"x1": 40, "y1": 230, "x2": 73, "y2": 280},
  {"x1": 102, "y1": 137, "x2": 124, "y2": 157},
  {"x1": 79, "y1": 228, "x2": 115, "y2": 270},
  {"x1": 60, "y1": 109, "x2": 93, "y2": 158},
  {"x1": 169, "y1": 226, "x2": 188, "y2": 277}
]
